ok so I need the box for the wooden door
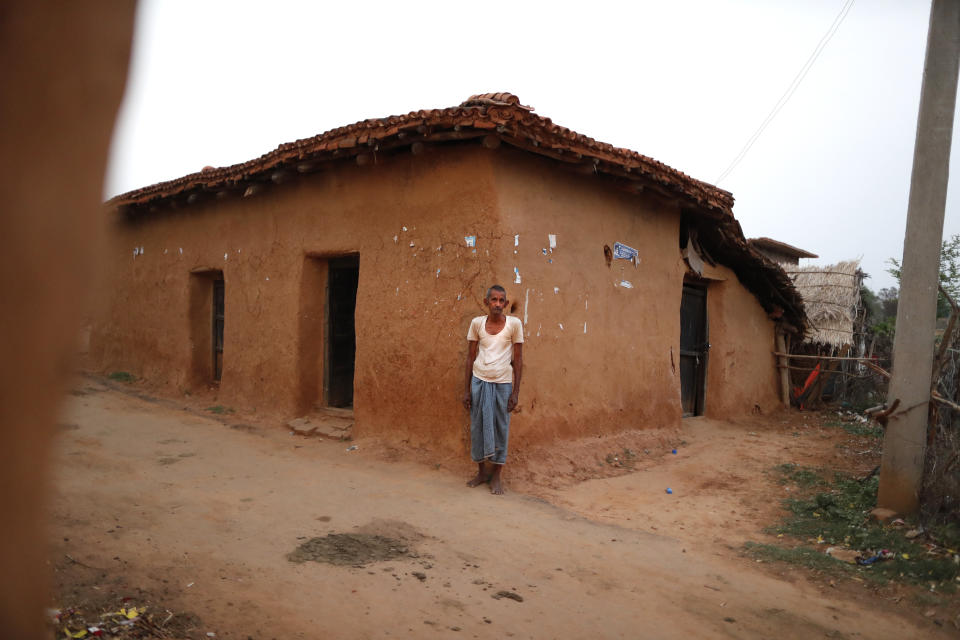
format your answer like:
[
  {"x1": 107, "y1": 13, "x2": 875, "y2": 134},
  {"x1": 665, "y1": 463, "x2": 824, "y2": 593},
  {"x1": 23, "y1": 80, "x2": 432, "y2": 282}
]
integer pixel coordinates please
[
  {"x1": 680, "y1": 284, "x2": 708, "y2": 416},
  {"x1": 212, "y1": 278, "x2": 225, "y2": 381}
]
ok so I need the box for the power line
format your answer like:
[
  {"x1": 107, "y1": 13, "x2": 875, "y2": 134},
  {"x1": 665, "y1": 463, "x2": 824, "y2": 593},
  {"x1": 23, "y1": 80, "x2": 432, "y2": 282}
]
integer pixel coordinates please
[{"x1": 715, "y1": 0, "x2": 856, "y2": 184}]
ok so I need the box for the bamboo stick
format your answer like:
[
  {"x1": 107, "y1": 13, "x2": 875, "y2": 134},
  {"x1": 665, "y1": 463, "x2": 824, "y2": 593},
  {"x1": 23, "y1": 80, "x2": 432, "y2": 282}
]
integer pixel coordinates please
[
  {"x1": 775, "y1": 332, "x2": 791, "y2": 407},
  {"x1": 774, "y1": 365, "x2": 880, "y2": 378},
  {"x1": 782, "y1": 270, "x2": 859, "y2": 277},
  {"x1": 771, "y1": 352, "x2": 888, "y2": 361},
  {"x1": 932, "y1": 391, "x2": 960, "y2": 412},
  {"x1": 864, "y1": 361, "x2": 891, "y2": 379}
]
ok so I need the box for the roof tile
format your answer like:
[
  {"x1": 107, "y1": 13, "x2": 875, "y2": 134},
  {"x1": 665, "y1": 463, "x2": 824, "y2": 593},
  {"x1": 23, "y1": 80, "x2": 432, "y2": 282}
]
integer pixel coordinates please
[{"x1": 108, "y1": 93, "x2": 733, "y2": 217}]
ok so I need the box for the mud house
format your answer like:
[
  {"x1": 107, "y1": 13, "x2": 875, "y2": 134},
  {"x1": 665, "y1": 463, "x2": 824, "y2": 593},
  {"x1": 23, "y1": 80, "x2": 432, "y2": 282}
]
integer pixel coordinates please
[{"x1": 90, "y1": 93, "x2": 806, "y2": 454}]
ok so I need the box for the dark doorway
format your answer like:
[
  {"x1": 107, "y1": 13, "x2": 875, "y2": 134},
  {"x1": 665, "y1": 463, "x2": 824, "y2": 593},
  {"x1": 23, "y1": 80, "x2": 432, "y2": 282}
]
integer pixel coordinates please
[
  {"x1": 326, "y1": 255, "x2": 359, "y2": 408},
  {"x1": 212, "y1": 278, "x2": 225, "y2": 381},
  {"x1": 680, "y1": 283, "x2": 708, "y2": 417},
  {"x1": 189, "y1": 269, "x2": 224, "y2": 385}
]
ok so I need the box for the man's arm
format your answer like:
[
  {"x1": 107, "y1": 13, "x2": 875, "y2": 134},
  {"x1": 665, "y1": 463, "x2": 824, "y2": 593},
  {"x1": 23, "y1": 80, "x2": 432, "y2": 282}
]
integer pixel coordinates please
[
  {"x1": 508, "y1": 342, "x2": 523, "y2": 412},
  {"x1": 463, "y1": 340, "x2": 478, "y2": 410}
]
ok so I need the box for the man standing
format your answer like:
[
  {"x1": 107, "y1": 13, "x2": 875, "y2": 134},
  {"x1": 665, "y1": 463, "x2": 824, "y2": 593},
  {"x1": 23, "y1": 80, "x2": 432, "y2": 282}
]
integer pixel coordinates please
[{"x1": 463, "y1": 285, "x2": 523, "y2": 495}]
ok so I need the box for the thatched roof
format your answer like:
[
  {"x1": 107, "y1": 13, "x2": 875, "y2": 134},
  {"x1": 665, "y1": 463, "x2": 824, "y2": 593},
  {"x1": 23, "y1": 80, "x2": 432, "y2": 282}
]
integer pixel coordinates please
[{"x1": 783, "y1": 260, "x2": 861, "y2": 348}]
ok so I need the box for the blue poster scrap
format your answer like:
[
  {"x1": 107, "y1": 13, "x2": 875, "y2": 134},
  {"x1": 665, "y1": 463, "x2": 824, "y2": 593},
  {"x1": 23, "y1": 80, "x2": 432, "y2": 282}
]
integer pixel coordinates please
[{"x1": 613, "y1": 242, "x2": 638, "y2": 261}]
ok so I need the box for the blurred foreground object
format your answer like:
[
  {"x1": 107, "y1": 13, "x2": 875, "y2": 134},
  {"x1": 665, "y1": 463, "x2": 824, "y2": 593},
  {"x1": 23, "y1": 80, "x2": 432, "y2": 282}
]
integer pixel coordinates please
[{"x1": 0, "y1": 2, "x2": 134, "y2": 636}]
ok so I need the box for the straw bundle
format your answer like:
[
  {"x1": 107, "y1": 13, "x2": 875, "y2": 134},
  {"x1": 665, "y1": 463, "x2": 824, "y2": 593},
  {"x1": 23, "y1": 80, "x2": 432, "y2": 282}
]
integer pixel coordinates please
[{"x1": 784, "y1": 260, "x2": 862, "y2": 348}]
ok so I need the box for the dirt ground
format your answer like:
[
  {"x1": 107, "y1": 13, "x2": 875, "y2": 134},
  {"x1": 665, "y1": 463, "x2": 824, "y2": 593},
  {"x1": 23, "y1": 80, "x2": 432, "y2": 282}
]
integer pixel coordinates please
[{"x1": 46, "y1": 376, "x2": 956, "y2": 639}]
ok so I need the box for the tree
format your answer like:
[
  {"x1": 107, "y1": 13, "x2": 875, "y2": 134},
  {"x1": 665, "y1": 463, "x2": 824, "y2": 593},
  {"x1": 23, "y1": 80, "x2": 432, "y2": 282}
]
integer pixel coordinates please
[
  {"x1": 888, "y1": 233, "x2": 960, "y2": 317},
  {"x1": 860, "y1": 284, "x2": 881, "y2": 324},
  {"x1": 877, "y1": 287, "x2": 899, "y2": 320},
  {"x1": 860, "y1": 282, "x2": 897, "y2": 358}
]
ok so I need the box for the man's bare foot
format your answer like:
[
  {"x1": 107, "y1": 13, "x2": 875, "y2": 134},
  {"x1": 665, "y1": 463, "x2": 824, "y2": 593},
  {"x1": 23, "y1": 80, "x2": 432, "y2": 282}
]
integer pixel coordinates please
[
  {"x1": 466, "y1": 472, "x2": 489, "y2": 487},
  {"x1": 467, "y1": 462, "x2": 489, "y2": 487},
  {"x1": 490, "y1": 466, "x2": 505, "y2": 495}
]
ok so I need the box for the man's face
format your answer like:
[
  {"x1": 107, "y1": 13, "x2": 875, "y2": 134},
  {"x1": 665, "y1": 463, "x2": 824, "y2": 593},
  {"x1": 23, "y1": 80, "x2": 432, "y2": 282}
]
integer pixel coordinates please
[{"x1": 485, "y1": 290, "x2": 507, "y2": 315}]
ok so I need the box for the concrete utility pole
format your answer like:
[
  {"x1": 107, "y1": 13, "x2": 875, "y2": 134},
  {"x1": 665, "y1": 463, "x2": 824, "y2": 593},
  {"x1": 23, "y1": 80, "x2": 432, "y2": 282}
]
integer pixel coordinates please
[{"x1": 878, "y1": 0, "x2": 960, "y2": 515}]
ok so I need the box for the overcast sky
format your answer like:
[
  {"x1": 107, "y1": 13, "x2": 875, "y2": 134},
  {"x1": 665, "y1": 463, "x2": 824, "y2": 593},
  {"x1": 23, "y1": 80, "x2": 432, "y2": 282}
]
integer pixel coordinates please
[{"x1": 106, "y1": 0, "x2": 959, "y2": 292}]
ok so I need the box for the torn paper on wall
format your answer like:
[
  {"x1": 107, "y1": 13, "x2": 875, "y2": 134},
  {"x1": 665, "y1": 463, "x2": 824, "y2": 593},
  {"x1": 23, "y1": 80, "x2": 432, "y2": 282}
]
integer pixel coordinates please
[{"x1": 613, "y1": 242, "x2": 638, "y2": 261}]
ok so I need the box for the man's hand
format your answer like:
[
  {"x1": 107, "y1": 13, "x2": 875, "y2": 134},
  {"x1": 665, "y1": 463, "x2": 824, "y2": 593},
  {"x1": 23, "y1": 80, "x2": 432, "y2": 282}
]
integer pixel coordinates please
[
  {"x1": 507, "y1": 392, "x2": 519, "y2": 412},
  {"x1": 464, "y1": 340, "x2": 478, "y2": 412}
]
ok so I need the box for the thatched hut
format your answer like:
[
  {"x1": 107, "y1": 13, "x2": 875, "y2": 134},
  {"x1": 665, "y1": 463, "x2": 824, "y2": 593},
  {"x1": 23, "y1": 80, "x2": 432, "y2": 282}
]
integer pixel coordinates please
[
  {"x1": 780, "y1": 260, "x2": 865, "y2": 407},
  {"x1": 785, "y1": 260, "x2": 863, "y2": 349}
]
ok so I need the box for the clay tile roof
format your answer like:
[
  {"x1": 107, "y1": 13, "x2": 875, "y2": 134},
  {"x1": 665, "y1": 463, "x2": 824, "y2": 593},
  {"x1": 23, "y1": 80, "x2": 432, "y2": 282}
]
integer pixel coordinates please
[
  {"x1": 749, "y1": 237, "x2": 818, "y2": 259},
  {"x1": 108, "y1": 92, "x2": 734, "y2": 218},
  {"x1": 460, "y1": 92, "x2": 533, "y2": 111}
]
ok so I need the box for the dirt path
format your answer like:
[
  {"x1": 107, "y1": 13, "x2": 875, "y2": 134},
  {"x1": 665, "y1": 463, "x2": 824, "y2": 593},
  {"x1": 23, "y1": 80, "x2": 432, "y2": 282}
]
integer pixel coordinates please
[
  {"x1": 48, "y1": 381, "x2": 948, "y2": 639},
  {"x1": 537, "y1": 413, "x2": 864, "y2": 548}
]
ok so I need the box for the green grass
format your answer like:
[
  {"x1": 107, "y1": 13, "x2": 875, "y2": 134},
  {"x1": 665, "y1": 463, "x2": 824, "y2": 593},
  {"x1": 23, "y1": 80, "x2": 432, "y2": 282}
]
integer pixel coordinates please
[
  {"x1": 773, "y1": 473, "x2": 927, "y2": 557},
  {"x1": 914, "y1": 591, "x2": 947, "y2": 608},
  {"x1": 107, "y1": 371, "x2": 135, "y2": 383},
  {"x1": 822, "y1": 417, "x2": 884, "y2": 438},
  {"x1": 930, "y1": 521, "x2": 960, "y2": 551},
  {"x1": 744, "y1": 542, "x2": 846, "y2": 572},
  {"x1": 205, "y1": 405, "x2": 233, "y2": 415},
  {"x1": 772, "y1": 463, "x2": 826, "y2": 488},
  {"x1": 748, "y1": 468, "x2": 959, "y2": 588}
]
